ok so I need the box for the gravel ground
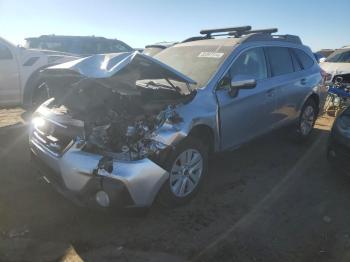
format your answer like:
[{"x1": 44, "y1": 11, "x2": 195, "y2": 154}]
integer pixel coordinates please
[{"x1": 0, "y1": 109, "x2": 346, "y2": 262}]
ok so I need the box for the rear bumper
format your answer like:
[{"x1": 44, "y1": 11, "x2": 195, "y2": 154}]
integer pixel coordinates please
[{"x1": 30, "y1": 137, "x2": 169, "y2": 208}]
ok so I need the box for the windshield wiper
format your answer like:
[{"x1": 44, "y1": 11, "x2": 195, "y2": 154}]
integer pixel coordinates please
[
  {"x1": 165, "y1": 78, "x2": 182, "y2": 93},
  {"x1": 166, "y1": 78, "x2": 193, "y2": 94},
  {"x1": 142, "y1": 79, "x2": 183, "y2": 93}
]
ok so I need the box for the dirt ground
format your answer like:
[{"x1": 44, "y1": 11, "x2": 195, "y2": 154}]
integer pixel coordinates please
[
  {"x1": 0, "y1": 107, "x2": 25, "y2": 129},
  {"x1": 1, "y1": 108, "x2": 349, "y2": 262}
]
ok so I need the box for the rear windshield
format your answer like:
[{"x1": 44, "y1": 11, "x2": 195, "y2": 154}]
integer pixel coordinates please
[
  {"x1": 154, "y1": 45, "x2": 233, "y2": 88},
  {"x1": 326, "y1": 49, "x2": 350, "y2": 63}
]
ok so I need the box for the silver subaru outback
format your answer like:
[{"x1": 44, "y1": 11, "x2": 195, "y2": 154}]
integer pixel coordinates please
[{"x1": 30, "y1": 26, "x2": 327, "y2": 208}]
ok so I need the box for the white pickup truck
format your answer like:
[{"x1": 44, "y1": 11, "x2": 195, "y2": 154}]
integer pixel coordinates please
[{"x1": 0, "y1": 37, "x2": 78, "y2": 108}]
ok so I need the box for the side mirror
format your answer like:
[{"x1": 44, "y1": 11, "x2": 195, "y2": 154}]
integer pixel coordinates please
[{"x1": 229, "y1": 79, "x2": 257, "y2": 97}]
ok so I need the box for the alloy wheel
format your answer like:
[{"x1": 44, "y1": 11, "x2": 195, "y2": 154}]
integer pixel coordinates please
[
  {"x1": 169, "y1": 149, "x2": 203, "y2": 197},
  {"x1": 300, "y1": 105, "x2": 315, "y2": 136}
]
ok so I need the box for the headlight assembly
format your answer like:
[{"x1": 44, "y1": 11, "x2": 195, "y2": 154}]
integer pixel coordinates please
[{"x1": 32, "y1": 116, "x2": 46, "y2": 129}]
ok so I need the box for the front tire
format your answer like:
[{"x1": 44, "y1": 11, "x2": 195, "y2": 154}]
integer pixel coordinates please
[{"x1": 157, "y1": 137, "x2": 208, "y2": 207}]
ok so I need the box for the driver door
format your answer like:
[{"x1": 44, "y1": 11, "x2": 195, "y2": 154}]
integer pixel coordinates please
[{"x1": 216, "y1": 47, "x2": 277, "y2": 150}]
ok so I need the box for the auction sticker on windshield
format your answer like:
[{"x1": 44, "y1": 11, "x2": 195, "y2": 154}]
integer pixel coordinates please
[{"x1": 198, "y1": 52, "x2": 224, "y2": 58}]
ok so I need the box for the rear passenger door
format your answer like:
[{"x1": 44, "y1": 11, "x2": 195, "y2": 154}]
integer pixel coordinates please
[
  {"x1": 290, "y1": 48, "x2": 317, "y2": 114},
  {"x1": 265, "y1": 46, "x2": 301, "y2": 126}
]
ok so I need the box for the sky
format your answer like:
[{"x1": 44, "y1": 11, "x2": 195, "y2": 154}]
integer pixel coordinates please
[{"x1": 0, "y1": 0, "x2": 349, "y2": 51}]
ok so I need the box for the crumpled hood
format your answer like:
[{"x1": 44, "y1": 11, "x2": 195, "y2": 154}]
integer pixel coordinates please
[
  {"x1": 320, "y1": 62, "x2": 350, "y2": 76},
  {"x1": 42, "y1": 51, "x2": 196, "y2": 94}
]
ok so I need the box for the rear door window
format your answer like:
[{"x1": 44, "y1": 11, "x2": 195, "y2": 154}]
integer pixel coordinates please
[
  {"x1": 266, "y1": 47, "x2": 294, "y2": 76},
  {"x1": 293, "y1": 49, "x2": 314, "y2": 69},
  {"x1": 289, "y1": 49, "x2": 302, "y2": 71}
]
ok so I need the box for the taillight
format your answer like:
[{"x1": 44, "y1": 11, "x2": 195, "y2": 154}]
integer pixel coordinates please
[{"x1": 320, "y1": 68, "x2": 332, "y2": 84}]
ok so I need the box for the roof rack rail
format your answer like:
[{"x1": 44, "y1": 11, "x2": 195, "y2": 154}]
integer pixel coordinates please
[
  {"x1": 182, "y1": 36, "x2": 208, "y2": 43},
  {"x1": 240, "y1": 33, "x2": 302, "y2": 44},
  {"x1": 272, "y1": 34, "x2": 302, "y2": 44},
  {"x1": 200, "y1": 26, "x2": 251, "y2": 38}
]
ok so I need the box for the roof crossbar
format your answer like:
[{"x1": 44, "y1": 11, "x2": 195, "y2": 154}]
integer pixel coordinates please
[
  {"x1": 200, "y1": 26, "x2": 252, "y2": 38},
  {"x1": 229, "y1": 28, "x2": 278, "y2": 37},
  {"x1": 182, "y1": 26, "x2": 302, "y2": 45}
]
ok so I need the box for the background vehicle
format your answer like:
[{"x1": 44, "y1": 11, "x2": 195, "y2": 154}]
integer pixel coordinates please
[
  {"x1": 318, "y1": 48, "x2": 336, "y2": 58},
  {"x1": 30, "y1": 26, "x2": 327, "y2": 209},
  {"x1": 320, "y1": 45, "x2": 350, "y2": 85},
  {"x1": 0, "y1": 37, "x2": 78, "y2": 108},
  {"x1": 143, "y1": 41, "x2": 177, "y2": 56},
  {"x1": 325, "y1": 76, "x2": 350, "y2": 116},
  {"x1": 25, "y1": 35, "x2": 134, "y2": 56},
  {"x1": 314, "y1": 52, "x2": 326, "y2": 63},
  {"x1": 327, "y1": 105, "x2": 350, "y2": 174}
]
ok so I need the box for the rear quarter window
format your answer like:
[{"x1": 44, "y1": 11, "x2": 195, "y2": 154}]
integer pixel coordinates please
[
  {"x1": 265, "y1": 47, "x2": 294, "y2": 76},
  {"x1": 293, "y1": 49, "x2": 314, "y2": 69}
]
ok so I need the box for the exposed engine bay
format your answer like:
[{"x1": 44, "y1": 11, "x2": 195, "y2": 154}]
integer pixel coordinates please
[{"x1": 44, "y1": 79, "x2": 192, "y2": 161}]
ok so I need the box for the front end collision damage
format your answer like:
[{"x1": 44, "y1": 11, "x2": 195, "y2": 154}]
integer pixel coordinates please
[
  {"x1": 30, "y1": 100, "x2": 187, "y2": 207},
  {"x1": 30, "y1": 135, "x2": 170, "y2": 207},
  {"x1": 31, "y1": 101, "x2": 218, "y2": 208},
  {"x1": 29, "y1": 51, "x2": 218, "y2": 208}
]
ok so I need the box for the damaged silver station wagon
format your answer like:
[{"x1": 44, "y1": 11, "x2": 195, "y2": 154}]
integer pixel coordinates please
[{"x1": 30, "y1": 26, "x2": 327, "y2": 208}]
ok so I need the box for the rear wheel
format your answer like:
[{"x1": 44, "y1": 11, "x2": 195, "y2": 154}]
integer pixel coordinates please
[
  {"x1": 295, "y1": 99, "x2": 317, "y2": 141},
  {"x1": 157, "y1": 137, "x2": 208, "y2": 207}
]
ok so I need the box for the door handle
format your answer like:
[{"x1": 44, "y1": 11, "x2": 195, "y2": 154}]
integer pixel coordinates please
[
  {"x1": 300, "y1": 78, "x2": 307, "y2": 85},
  {"x1": 266, "y1": 88, "x2": 275, "y2": 97}
]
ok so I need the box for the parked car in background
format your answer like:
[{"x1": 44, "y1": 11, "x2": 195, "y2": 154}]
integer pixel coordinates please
[
  {"x1": 25, "y1": 35, "x2": 134, "y2": 56},
  {"x1": 314, "y1": 52, "x2": 326, "y2": 63},
  {"x1": 327, "y1": 105, "x2": 350, "y2": 174},
  {"x1": 143, "y1": 41, "x2": 177, "y2": 56},
  {"x1": 134, "y1": 48, "x2": 144, "y2": 53},
  {"x1": 318, "y1": 49, "x2": 335, "y2": 58},
  {"x1": 320, "y1": 45, "x2": 350, "y2": 85},
  {"x1": 30, "y1": 26, "x2": 327, "y2": 209},
  {"x1": 0, "y1": 37, "x2": 78, "y2": 108}
]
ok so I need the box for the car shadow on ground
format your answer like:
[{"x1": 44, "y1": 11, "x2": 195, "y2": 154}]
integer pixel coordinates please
[{"x1": 0, "y1": 117, "x2": 336, "y2": 261}]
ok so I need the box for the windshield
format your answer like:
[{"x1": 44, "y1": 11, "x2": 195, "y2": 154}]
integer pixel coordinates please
[
  {"x1": 154, "y1": 45, "x2": 233, "y2": 88},
  {"x1": 326, "y1": 49, "x2": 350, "y2": 63},
  {"x1": 143, "y1": 47, "x2": 165, "y2": 57}
]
